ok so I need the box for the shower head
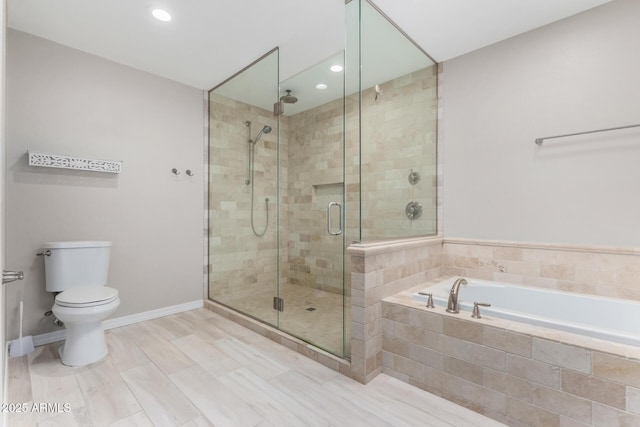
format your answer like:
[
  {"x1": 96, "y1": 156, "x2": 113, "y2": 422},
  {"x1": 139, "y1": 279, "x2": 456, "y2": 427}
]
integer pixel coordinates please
[
  {"x1": 252, "y1": 125, "x2": 272, "y2": 144},
  {"x1": 280, "y1": 90, "x2": 298, "y2": 104}
]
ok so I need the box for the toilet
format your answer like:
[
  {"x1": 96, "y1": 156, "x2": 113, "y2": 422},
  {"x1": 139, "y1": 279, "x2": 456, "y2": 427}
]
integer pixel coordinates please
[{"x1": 42, "y1": 241, "x2": 120, "y2": 367}]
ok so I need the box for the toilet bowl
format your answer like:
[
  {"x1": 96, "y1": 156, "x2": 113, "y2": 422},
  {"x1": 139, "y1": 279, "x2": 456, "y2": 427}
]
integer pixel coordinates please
[
  {"x1": 52, "y1": 286, "x2": 120, "y2": 366},
  {"x1": 42, "y1": 241, "x2": 120, "y2": 367}
]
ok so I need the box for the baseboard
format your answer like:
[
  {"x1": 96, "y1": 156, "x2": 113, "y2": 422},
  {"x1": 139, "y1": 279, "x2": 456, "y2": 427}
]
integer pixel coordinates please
[{"x1": 32, "y1": 300, "x2": 204, "y2": 347}]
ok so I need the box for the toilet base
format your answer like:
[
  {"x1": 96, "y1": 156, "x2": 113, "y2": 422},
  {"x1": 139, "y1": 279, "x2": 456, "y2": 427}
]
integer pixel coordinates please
[
  {"x1": 59, "y1": 320, "x2": 109, "y2": 367},
  {"x1": 52, "y1": 297, "x2": 120, "y2": 367}
]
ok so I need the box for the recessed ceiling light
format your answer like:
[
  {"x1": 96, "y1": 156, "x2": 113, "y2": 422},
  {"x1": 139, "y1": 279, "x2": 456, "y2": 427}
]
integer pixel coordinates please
[
  {"x1": 316, "y1": 83, "x2": 328, "y2": 90},
  {"x1": 330, "y1": 65, "x2": 343, "y2": 72},
  {"x1": 151, "y1": 8, "x2": 172, "y2": 22}
]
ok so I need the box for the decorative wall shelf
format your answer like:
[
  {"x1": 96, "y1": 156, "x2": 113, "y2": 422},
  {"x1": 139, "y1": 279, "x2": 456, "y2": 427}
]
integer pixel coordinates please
[{"x1": 28, "y1": 151, "x2": 122, "y2": 174}]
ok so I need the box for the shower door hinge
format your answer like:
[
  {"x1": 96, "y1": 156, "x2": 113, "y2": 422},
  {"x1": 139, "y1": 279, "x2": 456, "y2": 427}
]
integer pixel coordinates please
[{"x1": 273, "y1": 296, "x2": 284, "y2": 312}]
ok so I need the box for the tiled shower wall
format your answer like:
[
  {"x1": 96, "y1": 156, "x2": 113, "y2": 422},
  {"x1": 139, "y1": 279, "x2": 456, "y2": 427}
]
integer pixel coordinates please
[
  {"x1": 285, "y1": 99, "x2": 349, "y2": 294},
  {"x1": 360, "y1": 66, "x2": 438, "y2": 239},
  {"x1": 282, "y1": 64, "x2": 439, "y2": 294},
  {"x1": 208, "y1": 94, "x2": 284, "y2": 301}
]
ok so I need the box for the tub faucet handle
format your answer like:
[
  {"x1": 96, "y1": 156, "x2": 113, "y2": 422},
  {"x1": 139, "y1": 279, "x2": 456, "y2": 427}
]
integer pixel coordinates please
[
  {"x1": 472, "y1": 302, "x2": 491, "y2": 319},
  {"x1": 418, "y1": 292, "x2": 435, "y2": 308},
  {"x1": 426, "y1": 293, "x2": 435, "y2": 308}
]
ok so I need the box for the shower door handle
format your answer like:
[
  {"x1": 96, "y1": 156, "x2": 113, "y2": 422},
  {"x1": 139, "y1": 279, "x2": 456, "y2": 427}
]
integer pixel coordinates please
[{"x1": 327, "y1": 202, "x2": 343, "y2": 236}]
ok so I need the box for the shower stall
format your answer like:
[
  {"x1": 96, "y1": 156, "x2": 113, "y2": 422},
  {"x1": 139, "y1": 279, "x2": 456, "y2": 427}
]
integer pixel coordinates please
[{"x1": 207, "y1": 0, "x2": 438, "y2": 359}]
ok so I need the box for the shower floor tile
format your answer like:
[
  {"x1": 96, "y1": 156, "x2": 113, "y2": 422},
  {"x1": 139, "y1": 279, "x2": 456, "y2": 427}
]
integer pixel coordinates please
[{"x1": 213, "y1": 283, "x2": 351, "y2": 356}]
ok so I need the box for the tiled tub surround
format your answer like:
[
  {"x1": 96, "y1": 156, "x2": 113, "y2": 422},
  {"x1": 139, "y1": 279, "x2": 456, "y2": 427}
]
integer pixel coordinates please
[
  {"x1": 383, "y1": 285, "x2": 640, "y2": 426},
  {"x1": 442, "y1": 238, "x2": 640, "y2": 302}
]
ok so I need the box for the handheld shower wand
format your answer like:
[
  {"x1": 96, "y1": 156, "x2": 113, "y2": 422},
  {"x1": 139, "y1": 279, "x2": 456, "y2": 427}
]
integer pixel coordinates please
[
  {"x1": 244, "y1": 121, "x2": 271, "y2": 237},
  {"x1": 252, "y1": 125, "x2": 272, "y2": 145}
]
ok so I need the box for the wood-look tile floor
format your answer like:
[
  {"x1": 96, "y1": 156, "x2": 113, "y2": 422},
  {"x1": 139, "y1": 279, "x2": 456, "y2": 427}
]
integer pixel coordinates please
[{"x1": 7, "y1": 309, "x2": 506, "y2": 427}]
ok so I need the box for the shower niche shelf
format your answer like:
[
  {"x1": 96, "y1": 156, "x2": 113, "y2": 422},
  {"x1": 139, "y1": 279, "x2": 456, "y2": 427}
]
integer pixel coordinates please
[{"x1": 28, "y1": 151, "x2": 122, "y2": 174}]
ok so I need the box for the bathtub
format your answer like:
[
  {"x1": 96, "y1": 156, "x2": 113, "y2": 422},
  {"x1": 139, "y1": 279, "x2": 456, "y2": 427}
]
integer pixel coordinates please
[{"x1": 412, "y1": 277, "x2": 640, "y2": 346}]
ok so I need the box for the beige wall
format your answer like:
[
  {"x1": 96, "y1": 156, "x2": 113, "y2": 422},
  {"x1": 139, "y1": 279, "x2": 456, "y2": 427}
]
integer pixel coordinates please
[
  {"x1": 442, "y1": 0, "x2": 640, "y2": 247},
  {"x1": 6, "y1": 30, "x2": 204, "y2": 337}
]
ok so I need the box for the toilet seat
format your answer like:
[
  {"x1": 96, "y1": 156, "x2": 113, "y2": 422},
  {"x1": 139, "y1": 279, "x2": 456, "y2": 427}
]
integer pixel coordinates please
[{"x1": 55, "y1": 286, "x2": 119, "y2": 308}]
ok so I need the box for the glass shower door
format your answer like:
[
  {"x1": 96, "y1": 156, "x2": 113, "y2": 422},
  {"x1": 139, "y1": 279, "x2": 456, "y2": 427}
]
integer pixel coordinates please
[
  {"x1": 277, "y1": 51, "x2": 347, "y2": 356},
  {"x1": 208, "y1": 48, "x2": 280, "y2": 327}
]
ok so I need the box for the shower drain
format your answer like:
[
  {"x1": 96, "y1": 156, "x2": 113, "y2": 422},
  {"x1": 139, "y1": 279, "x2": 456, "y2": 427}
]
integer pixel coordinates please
[{"x1": 305, "y1": 307, "x2": 317, "y2": 312}]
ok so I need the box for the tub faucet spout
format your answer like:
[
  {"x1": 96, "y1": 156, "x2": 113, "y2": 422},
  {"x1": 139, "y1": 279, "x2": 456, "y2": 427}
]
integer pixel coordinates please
[{"x1": 446, "y1": 278, "x2": 468, "y2": 313}]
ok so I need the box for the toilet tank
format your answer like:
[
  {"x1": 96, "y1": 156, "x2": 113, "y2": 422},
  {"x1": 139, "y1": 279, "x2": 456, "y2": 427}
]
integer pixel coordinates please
[{"x1": 42, "y1": 241, "x2": 112, "y2": 292}]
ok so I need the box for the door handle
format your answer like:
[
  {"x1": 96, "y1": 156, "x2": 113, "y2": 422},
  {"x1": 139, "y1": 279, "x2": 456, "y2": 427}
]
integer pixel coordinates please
[
  {"x1": 2, "y1": 270, "x2": 24, "y2": 285},
  {"x1": 327, "y1": 202, "x2": 343, "y2": 236}
]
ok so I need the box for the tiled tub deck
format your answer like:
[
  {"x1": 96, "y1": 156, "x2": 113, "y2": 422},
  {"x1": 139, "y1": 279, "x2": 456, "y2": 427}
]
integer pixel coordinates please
[{"x1": 382, "y1": 279, "x2": 640, "y2": 427}]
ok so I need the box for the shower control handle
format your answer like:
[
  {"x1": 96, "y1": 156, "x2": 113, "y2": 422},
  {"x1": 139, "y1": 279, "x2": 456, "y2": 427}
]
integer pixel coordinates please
[{"x1": 327, "y1": 202, "x2": 343, "y2": 236}]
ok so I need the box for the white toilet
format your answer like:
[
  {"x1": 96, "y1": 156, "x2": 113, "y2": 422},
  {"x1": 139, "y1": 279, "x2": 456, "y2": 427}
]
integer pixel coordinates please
[{"x1": 42, "y1": 241, "x2": 120, "y2": 367}]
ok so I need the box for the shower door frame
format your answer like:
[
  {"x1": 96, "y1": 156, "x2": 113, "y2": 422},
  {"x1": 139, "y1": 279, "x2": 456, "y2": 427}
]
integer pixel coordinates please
[{"x1": 207, "y1": 47, "x2": 281, "y2": 330}]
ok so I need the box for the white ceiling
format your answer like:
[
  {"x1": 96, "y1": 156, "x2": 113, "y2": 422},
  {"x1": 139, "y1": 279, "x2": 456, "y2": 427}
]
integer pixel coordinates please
[{"x1": 8, "y1": 0, "x2": 612, "y2": 90}]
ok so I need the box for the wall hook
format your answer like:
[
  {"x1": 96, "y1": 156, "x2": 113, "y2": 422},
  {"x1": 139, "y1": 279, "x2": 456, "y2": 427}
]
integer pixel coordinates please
[
  {"x1": 185, "y1": 169, "x2": 194, "y2": 177},
  {"x1": 171, "y1": 168, "x2": 180, "y2": 175}
]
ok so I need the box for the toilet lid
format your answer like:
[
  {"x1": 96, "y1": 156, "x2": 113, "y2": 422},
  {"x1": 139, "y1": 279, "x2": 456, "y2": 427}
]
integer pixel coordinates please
[{"x1": 56, "y1": 286, "x2": 119, "y2": 308}]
